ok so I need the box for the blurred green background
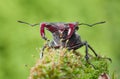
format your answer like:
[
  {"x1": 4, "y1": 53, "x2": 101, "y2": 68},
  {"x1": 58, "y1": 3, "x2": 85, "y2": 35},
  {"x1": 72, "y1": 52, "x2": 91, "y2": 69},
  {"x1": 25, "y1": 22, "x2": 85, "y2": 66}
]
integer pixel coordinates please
[{"x1": 0, "y1": 0, "x2": 120, "y2": 79}]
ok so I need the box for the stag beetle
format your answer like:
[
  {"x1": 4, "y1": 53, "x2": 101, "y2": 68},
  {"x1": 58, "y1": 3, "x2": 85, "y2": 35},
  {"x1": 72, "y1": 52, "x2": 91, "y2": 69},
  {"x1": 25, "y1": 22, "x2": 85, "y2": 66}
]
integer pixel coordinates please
[{"x1": 18, "y1": 21, "x2": 111, "y2": 68}]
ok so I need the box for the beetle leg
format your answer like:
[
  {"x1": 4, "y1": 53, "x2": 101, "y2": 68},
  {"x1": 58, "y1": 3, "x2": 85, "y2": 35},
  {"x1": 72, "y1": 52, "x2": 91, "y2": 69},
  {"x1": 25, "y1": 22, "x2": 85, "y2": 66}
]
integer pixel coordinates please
[
  {"x1": 88, "y1": 44, "x2": 112, "y2": 62},
  {"x1": 86, "y1": 42, "x2": 112, "y2": 62},
  {"x1": 40, "y1": 45, "x2": 47, "y2": 59},
  {"x1": 83, "y1": 41, "x2": 96, "y2": 69},
  {"x1": 40, "y1": 40, "x2": 50, "y2": 59},
  {"x1": 88, "y1": 44, "x2": 98, "y2": 57},
  {"x1": 84, "y1": 42, "x2": 89, "y2": 61},
  {"x1": 67, "y1": 41, "x2": 96, "y2": 68}
]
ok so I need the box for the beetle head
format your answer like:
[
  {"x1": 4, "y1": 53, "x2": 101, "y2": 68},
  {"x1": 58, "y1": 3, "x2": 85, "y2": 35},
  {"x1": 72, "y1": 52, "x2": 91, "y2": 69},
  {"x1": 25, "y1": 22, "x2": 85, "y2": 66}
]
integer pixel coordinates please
[{"x1": 40, "y1": 22, "x2": 79, "y2": 40}]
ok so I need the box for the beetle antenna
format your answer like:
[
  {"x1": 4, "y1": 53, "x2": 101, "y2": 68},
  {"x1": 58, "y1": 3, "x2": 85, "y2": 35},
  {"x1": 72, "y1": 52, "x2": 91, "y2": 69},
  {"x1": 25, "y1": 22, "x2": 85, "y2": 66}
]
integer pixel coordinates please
[
  {"x1": 79, "y1": 21, "x2": 106, "y2": 27},
  {"x1": 17, "y1": 20, "x2": 39, "y2": 27}
]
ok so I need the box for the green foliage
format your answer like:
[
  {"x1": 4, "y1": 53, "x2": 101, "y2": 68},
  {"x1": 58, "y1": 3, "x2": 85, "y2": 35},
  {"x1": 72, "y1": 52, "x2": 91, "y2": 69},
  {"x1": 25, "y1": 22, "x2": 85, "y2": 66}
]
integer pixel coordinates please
[{"x1": 29, "y1": 48, "x2": 110, "y2": 79}]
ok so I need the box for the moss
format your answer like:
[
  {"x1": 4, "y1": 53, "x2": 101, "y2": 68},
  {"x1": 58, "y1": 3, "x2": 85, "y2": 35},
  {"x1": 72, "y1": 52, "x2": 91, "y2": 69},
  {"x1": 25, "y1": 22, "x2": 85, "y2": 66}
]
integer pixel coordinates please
[{"x1": 28, "y1": 47, "x2": 110, "y2": 79}]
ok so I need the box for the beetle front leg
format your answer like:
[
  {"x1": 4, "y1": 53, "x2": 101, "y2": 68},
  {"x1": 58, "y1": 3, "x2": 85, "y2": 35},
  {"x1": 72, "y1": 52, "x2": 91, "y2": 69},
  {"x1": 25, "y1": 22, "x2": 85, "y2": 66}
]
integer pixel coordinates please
[
  {"x1": 40, "y1": 40, "x2": 50, "y2": 59},
  {"x1": 88, "y1": 44, "x2": 112, "y2": 62},
  {"x1": 40, "y1": 45, "x2": 47, "y2": 59},
  {"x1": 87, "y1": 44, "x2": 112, "y2": 62},
  {"x1": 83, "y1": 41, "x2": 96, "y2": 69},
  {"x1": 84, "y1": 42, "x2": 89, "y2": 61},
  {"x1": 88, "y1": 44, "x2": 98, "y2": 57}
]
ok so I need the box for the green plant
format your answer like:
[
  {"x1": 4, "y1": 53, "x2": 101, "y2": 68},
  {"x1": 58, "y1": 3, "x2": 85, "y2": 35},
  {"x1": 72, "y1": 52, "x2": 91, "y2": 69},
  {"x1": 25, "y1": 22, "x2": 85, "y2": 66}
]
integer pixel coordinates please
[{"x1": 28, "y1": 47, "x2": 110, "y2": 79}]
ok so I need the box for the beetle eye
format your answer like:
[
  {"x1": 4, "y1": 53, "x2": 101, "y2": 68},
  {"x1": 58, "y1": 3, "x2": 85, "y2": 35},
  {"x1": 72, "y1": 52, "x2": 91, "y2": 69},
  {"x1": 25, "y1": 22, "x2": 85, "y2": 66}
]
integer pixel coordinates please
[{"x1": 75, "y1": 26, "x2": 79, "y2": 30}]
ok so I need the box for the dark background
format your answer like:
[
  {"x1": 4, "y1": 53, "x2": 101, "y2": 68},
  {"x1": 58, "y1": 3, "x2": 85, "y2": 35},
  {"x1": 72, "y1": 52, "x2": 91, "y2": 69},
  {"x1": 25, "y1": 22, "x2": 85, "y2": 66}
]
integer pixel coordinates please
[{"x1": 0, "y1": 0, "x2": 120, "y2": 79}]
